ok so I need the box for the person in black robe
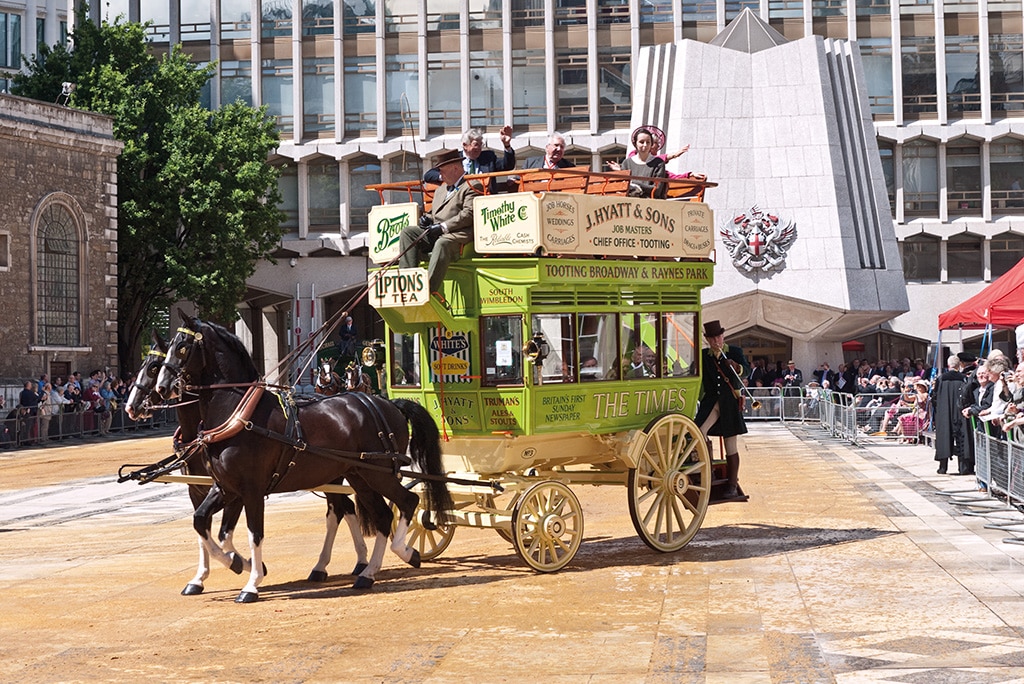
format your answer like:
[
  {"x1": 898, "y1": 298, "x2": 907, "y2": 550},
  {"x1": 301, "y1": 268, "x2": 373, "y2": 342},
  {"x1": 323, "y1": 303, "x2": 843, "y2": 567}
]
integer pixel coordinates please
[
  {"x1": 957, "y1": 353, "x2": 980, "y2": 475},
  {"x1": 932, "y1": 355, "x2": 966, "y2": 474},
  {"x1": 694, "y1": 320, "x2": 749, "y2": 500}
]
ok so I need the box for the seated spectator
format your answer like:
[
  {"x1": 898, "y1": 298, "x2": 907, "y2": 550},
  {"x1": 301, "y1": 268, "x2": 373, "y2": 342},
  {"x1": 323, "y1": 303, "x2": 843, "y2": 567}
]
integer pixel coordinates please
[
  {"x1": 522, "y1": 133, "x2": 575, "y2": 170},
  {"x1": 605, "y1": 126, "x2": 668, "y2": 199},
  {"x1": 424, "y1": 125, "x2": 516, "y2": 194}
]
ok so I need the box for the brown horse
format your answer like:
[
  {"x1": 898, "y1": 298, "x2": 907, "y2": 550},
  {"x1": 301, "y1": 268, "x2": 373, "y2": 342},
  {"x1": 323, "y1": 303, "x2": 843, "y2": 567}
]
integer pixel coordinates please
[
  {"x1": 155, "y1": 316, "x2": 452, "y2": 603},
  {"x1": 315, "y1": 359, "x2": 344, "y2": 396},
  {"x1": 344, "y1": 361, "x2": 374, "y2": 394},
  {"x1": 124, "y1": 335, "x2": 371, "y2": 593}
]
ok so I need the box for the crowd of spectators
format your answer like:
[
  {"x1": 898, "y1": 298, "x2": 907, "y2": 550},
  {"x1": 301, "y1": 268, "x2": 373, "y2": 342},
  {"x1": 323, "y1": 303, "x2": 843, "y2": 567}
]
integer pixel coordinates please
[{"x1": 1, "y1": 370, "x2": 136, "y2": 448}]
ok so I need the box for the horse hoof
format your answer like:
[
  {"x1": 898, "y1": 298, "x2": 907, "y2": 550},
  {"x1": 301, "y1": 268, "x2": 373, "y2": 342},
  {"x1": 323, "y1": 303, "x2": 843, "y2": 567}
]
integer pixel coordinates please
[
  {"x1": 351, "y1": 562, "x2": 368, "y2": 576},
  {"x1": 229, "y1": 553, "x2": 244, "y2": 574},
  {"x1": 235, "y1": 591, "x2": 259, "y2": 604},
  {"x1": 352, "y1": 576, "x2": 375, "y2": 590},
  {"x1": 408, "y1": 549, "x2": 421, "y2": 569},
  {"x1": 181, "y1": 583, "x2": 204, "y2": 596},
  {"x1": 307, "y1": 570, "x2": 328, "y2": 582}
]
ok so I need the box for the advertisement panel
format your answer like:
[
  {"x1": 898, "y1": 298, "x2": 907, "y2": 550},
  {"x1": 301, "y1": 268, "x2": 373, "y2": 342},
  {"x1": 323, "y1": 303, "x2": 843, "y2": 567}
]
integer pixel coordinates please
[
  {"x1": 473, "y1": 192, "x2": 714, "y2": 259},
  {"x1": 368, "y1": 202, "x2": 418, "y2": 264}
]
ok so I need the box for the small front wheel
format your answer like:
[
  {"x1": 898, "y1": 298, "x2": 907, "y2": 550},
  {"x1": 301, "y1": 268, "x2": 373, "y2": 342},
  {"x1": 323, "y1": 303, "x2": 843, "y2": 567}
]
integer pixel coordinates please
[
  {"x1": 511, "y1": 481, "x2": 583, "y2": 572},
  {"x1": 393, "y1": 504, "x2": 455, "y2": 561},
  {"x1": 628, "y1": 413, "x2": 711, "y2": 552}
]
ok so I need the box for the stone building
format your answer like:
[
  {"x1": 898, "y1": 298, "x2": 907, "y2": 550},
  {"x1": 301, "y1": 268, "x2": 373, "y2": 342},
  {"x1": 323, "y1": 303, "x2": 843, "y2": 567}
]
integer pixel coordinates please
[{"x1": 0, "y1": 93, "x2": 122, "y2": 384}]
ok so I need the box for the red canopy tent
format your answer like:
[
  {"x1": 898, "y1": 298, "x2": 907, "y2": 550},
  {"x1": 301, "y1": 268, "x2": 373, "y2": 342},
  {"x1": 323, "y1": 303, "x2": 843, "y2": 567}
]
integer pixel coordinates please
[{"x1": 938, "y1": 257, "x2": 1024, "y2": 330}]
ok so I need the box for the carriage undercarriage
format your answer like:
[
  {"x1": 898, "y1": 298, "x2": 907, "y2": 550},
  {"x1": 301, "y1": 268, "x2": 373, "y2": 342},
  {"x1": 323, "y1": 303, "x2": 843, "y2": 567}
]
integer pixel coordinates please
[{"x1": 149, "y1": 410, "x2": 713, "y2": 573}]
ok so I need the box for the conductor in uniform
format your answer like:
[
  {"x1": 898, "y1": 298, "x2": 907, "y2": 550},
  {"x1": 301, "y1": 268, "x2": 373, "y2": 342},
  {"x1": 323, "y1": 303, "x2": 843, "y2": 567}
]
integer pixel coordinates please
[{"x1": 694, "y1": 320, "x2": 749, "y2": 500}]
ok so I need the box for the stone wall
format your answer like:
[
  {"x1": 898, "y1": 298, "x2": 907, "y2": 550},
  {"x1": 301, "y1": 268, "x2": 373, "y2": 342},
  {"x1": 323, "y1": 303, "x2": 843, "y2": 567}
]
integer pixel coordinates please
[{"x1": 0, "y1": 94, "x2": 122, "y2": 382}]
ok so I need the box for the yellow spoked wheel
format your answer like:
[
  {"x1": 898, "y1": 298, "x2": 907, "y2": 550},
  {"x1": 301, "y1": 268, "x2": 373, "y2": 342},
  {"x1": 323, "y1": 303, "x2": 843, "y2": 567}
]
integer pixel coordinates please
[
  {"x1": 392, "y1": 504, "x2": 456, "y2": 561},
  {"x1": 627, "y1": 413, "x2": 711, "y2": 552},
  {"x1": 512, "y1": 481, "x2": 584, "y2": 573}
]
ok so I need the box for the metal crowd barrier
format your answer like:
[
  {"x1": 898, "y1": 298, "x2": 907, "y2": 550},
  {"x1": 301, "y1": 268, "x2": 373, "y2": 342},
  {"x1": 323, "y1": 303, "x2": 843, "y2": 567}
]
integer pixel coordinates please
[
  {"x1": 816, "y1": 390, "x2": 925, "y2": 445},
  {"x1": 0, "y1": 405, "x2": 176, "y2": 450},
  {"x1": 974, "y1": 427, "x2": 1024, "y2": 504},
  {"x1": 741, "y1": 386, "x2": 813, "y2": 422}
]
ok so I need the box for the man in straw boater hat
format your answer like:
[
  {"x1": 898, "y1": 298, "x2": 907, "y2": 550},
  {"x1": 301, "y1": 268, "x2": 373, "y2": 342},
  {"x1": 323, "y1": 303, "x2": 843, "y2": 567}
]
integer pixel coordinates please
[
  {"x1": 693, "y1": 319, "x2": 750, "y2": 501},
  {"x1": 399, "y1": 149, "x2": 484, "y2": 298}
]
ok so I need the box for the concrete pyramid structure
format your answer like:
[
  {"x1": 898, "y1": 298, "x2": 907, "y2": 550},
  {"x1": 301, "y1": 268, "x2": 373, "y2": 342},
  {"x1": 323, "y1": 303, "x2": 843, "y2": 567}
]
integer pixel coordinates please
[{"x1": 634, "y1": 10, "x2": 908, "y2": 358}]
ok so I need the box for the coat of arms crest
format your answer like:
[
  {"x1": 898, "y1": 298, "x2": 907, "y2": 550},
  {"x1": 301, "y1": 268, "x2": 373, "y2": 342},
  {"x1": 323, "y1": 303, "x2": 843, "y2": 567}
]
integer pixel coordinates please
[{"x1": 720, "y1": 206, "x2": 797, "y2": 273}]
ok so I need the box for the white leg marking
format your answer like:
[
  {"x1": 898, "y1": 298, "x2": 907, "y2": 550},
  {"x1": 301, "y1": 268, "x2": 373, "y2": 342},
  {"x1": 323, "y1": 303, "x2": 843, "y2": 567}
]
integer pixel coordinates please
[
  {"x1": 241, "y1": 530, "x2": 265, "y2": 596},
  {"x1": 360, "y1": 532, "x2": 389, "y2": 580},
  {"x1": 310, "y1": 510, "x2": 342, "y2": 575},
  {"x1": 390, "y1": 517, "x2": 414, "y2": 564}
]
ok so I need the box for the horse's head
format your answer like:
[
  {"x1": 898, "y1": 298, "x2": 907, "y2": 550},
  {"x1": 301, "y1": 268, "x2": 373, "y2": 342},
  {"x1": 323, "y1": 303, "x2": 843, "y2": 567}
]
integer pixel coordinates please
[
  {"x1": 155, "y1": 316, "x2": 209, "y2": 401},
  {"x1": 125, "y1": 331, "x2": 169, "y2": 421},
  {"x1": 156, "y1": 312, "x2": 260, "y2": 400}
]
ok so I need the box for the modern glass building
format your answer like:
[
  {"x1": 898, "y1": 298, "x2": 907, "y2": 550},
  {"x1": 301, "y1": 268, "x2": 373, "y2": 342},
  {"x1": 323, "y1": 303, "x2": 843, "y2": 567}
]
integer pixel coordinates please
[{"x1": 9, "y1": 0, "x2": 1024, "y2": 364}]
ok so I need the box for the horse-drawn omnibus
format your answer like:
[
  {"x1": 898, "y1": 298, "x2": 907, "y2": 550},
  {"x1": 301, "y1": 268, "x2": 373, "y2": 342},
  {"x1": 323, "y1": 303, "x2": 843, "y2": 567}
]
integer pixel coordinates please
[
  {"x1": 364, "y1": 168, "x2": 722, "y2": 571},
  {"x1": 122, "y1": 168, "x2": 725, "y2": 603}
]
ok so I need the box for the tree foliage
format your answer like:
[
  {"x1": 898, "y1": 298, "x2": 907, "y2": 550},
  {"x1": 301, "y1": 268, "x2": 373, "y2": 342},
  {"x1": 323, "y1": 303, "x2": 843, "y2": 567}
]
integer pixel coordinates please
[{"x1": 14, "y1": 11, "x2": 283, "y2": 377}]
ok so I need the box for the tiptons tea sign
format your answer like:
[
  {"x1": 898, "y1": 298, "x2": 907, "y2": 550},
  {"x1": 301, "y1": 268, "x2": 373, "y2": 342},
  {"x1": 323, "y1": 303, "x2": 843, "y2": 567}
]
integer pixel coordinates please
[{"x1": 472, "y1": 192, "x2": 714, "y2": 259}]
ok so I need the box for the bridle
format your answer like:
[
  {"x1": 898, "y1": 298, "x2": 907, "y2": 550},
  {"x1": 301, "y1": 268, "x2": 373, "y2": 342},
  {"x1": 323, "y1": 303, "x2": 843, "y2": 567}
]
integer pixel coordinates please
[{"x1": 160, "y1": 326, "x2": 204, "y2": 397}]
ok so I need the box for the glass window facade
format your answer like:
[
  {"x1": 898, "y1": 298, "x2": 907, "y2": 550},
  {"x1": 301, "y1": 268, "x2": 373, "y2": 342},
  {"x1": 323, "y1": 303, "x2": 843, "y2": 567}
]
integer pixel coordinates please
[
  {"x1": 277, "y1": 165, "x2": 299, "y2": 230},
  {"x1": 0, "y1": 12, "x2": 22, "y2": 69},
  {"x1": 470, "y1": 51, "x2": 504, "y2": 128},
  {"x1": 427, "y1": 52, "x2": 460, "y2": 131},
  {"x1": 991, "y1": 233, "x2": 1024, "y2": 277},
  {"x1": 512, "y1": 49, "x2": 546, "y2": 128},
  {"x1": 902, "y1": 139, "x2": 938, "y2": 216},
  {"x1": 348, "y1": 156, "x2": 381, "y2": 231},
  {"x1": 221, "y1": 0, "x2": 252, "y2": 40},
  {"x1": 344, "y1": 55, "x2": 377, "y2": 133},
  {"x1": 262, "y1": 59, "x2": 294, "y2": 135},
  {"x1": 901, "y1": 34, "x2": 937, "y2": 118},
  {"x1": 990, "y1": 31, "x2": 1024, "y2": 114},
  {"x1": 303, "y1": 0, "x2": 334, "y2": 36},
  {"x1": 859, "y1": 38, "x2": 894, "y2": 117},
  {"x1": 557, "y1": 48, "x2": 589, "y2": 130},
  {"x1": 262, "y1": 1, "x2": 293, "y2": 38},
  {"x1": 945, "y1": 33, "x2": 981, "y2": 118},
  {"x1": 181, "y1": 0, "x2": 211, "y2": 41},
  {"x1": 303, "y1": 57, "x2": 334, "y2": 135},
  {"x1": 222, "y1": 60, "x2": 253, "y2": 106}
]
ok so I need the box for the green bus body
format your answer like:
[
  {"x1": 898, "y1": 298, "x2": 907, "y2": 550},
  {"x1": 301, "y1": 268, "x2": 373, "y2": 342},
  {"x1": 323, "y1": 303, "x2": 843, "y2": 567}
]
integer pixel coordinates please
[{"x1": 374, "y1": 255, "x2": 714, "y2": 469}]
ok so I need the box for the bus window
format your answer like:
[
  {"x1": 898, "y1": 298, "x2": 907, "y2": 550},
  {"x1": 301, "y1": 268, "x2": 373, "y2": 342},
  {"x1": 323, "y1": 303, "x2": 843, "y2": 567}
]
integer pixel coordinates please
[
  {"x1": 390, "y1": 331, "x2": 420, "y2": 387},
  {"x1": 531, "y1": 314, "x2": 576, "y2": 384},
  {"x1": 620, "y1": 313, "x2": 659, "y2": 379},
  {"x1": 662, "y1": 312, "x2": 698, "y2": 378},
  {"x1": 577, "y1": 313, "x2": 617, "y2": 381},
  {"x1": 481, "y1": 315, "x2": 523, "y2": 386}
]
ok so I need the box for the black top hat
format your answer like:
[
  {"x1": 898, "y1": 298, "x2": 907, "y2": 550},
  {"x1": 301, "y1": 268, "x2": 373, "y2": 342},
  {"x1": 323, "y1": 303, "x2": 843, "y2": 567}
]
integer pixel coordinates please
[
  {"x1": 957, "y1": 352, "x2": 977, "y2": 364},
  {"x1": 703, "y1": 320, "x2": 725, "y2": 337},
  {"x1": 432, "y1": 149, "x2": 464, "y2": 170}
]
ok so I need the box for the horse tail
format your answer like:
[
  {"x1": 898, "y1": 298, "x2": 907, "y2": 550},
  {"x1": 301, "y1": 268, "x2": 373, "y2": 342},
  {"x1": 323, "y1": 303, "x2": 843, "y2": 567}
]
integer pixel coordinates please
[{"x1": 392, "y1": 398, "x2": 453, "y2": 523}]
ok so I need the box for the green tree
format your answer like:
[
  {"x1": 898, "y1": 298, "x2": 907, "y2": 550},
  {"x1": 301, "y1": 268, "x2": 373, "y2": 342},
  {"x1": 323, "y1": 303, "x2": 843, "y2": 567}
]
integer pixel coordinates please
[{"x1": 14, "y1": 12, "x2": 283, "y2": 378}]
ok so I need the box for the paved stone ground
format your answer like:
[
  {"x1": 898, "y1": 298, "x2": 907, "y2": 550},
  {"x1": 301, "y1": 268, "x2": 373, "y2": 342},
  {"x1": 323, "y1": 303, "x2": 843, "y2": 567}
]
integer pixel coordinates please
[{"x1": 2, "y1": 423, "x2": 1024, "y2": 683}]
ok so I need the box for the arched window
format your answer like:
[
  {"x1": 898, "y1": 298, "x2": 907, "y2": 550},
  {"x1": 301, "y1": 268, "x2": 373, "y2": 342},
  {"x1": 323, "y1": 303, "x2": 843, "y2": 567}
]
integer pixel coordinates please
[
  {"x1": 899, "y1": 234, "x2": 940, "y2": 282},
  {"x1": 991, "y1": 232, "x2": 1024, "y2": 278},
  {"x1": 947, "y1": 233, "x2": 983, "y2": 282},
  {"x1": 946, "y1": 139, "x2": 981, "y2": 216},
  {"x1": 36, "y1": 202, "x2": 81, "y2": 346}
]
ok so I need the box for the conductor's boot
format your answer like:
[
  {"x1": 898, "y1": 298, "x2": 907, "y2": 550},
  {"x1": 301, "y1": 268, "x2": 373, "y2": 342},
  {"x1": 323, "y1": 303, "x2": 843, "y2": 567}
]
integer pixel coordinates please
[{"x1": 722, "y1": 452, "x2": 744, "y2": 499}]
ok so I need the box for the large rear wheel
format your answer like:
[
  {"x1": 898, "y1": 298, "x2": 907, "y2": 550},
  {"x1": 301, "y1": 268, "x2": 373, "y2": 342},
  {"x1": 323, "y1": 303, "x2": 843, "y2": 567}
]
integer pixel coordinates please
[
  {"x1": 628, "y1": 413, "x2": 711, "y2": 552},
  {"x1": 511, "y1": 481, "x2": 583, "y2": 572}
]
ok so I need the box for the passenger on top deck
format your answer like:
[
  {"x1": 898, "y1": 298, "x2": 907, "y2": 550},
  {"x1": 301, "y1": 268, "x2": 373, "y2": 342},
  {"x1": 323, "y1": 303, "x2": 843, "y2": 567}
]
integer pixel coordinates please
[
  {"x1": 424, "y1": 125, "x2": 516, "y2": 193},
  {"x1": 400, "y1": 149, "x2": 484, "y2": 297},
  {"x1": 522, "y1": 133, "x2": 576, "y2": 170},
  {"x1": 605, "y1": 126, "x2": 668, "y2": 199}
]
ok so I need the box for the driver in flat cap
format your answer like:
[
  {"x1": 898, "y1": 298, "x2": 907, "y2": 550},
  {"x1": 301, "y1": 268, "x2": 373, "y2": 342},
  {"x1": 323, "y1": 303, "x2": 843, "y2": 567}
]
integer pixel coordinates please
[{"x1": 399, "y1": 149, "x2": 484, "y2": 298}]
